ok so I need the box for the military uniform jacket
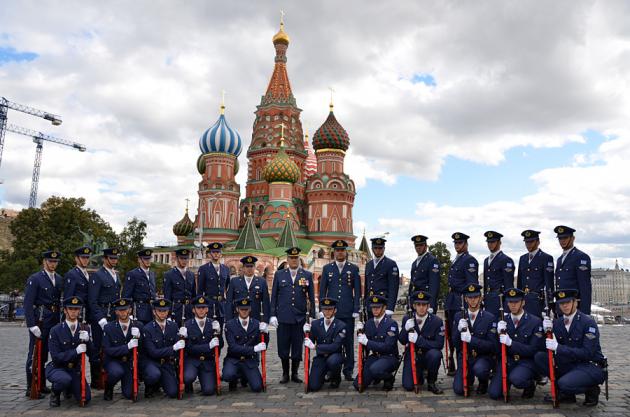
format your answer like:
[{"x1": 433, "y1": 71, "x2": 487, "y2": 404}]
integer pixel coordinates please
[
  {"x1": 451, "y1": 310, "x2": 498, "y2": 357},
  {"x1": 319, "y1": 261, "x2": 361, "y2": 318},
  {"x1": 88, "y1": 267, "x2": 121, "y2": 322},
  {"x1": 224, "y1": 317, "x2": 261, "y2": 369},
  {"x1": 553, "y1": 311, "x2": 604, "y2": 365},
  {"x1": 483, "y1": 251, "x2": 515, "y2": 293},
  {"x1": 225, "y1": 276, "x2": 270, "y2": 323},
  {"x1": 310, "y1": 317, "x2": 346, "y2": 357},
  {"x1": 445, "y1": 253, "x2": 479, "y2": 311},
  {"x1": 270, "y1": 268, "x2": 316, "y2": 324},
  {"x1": 48, "y1": 321, "x2": 94, "y2": 369},
  {"x1": 555, "y1": 248, "x2": 592, "y2": 312},
  {"x1": 142, "y1": 320, "x2": 179, "y2": 364},
  {"x1": 163, "y1": 267, "x2": 196, "y2": 304},
  {"x1": 63, "y1": 267, "x2": 91, "y2": 311},
  {"x1": 364, "y1": 316, "x2": 399, "y2": 357},
  {"x1": 501, "y1": 312, "x2": 544, "y2": 369},
  {"x1": 197, "y1": 262, "x2": 230, "y2": 318},
  {"x1": 398, "y1": 313, "x2": 444, "y2": 354},
  {"x1": 24, "y1": 270, "x2": 63, "y2": 328},
  {"x1": 184, "y1": 317, "x2": 224, "y2": 361},
  {"x1": 103, "y1": 320, "x2": 143, "y2": 364},
  {"x1": 408, "y1": 253, "x2": 440, "y2": 311},
  {"x1": 364, "y1": 256, "x2": 400, "y2": 312},
  {"x1": 122, "y1": 268, "x2": 157, "y2": 322},
  {"x1": 516, "y1": 250, "x2": 554, "y2": 296}
]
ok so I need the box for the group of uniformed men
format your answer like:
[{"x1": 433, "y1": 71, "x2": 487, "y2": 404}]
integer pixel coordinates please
[{"x1": 23, "y1": 224, "x2": 606, "y2": 408}]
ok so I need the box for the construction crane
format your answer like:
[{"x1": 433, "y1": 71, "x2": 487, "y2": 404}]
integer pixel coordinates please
[
  {"x1": 6, "y1": 123, "x2": 86, "y2": 208},
  {"x1": 0, "y1": 96, "x2": 62, "y2": 169}
]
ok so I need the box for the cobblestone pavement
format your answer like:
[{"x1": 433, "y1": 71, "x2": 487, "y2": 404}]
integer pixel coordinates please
[{"x1": 0, "y1": 320, "x2": 628, "y2": 417}]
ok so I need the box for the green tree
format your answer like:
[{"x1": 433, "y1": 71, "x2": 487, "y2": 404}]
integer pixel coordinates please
[
  {"x1": 429, "y1": 241, "x2": 452, "y2": 306},
  {"x1": 115, "y1": 217, "x2": 148, "y2": 276}
]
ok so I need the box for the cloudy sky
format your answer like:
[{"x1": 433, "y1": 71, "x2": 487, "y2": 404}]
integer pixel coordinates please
[{"x1": 1, "y1": 1, "x2": 629, "y2": 273}]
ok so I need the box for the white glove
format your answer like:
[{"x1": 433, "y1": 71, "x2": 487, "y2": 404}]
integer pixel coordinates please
[
  {"x1": 497, "y1": 320, "x2": 507, "y2": 333},
  {"x1": 458, "y1": 318, "x2": 468, "y2": 332},
  {"x1": 209, "y1": 337, "x2": 220, "y2": 349},
  {"x1": 259, "y1": 322, "x2": 269, "y2": 333},
  {"x1": 29, "y1": 326, "x2": 42, "y2": 338},
  {"x1": 356, "y1": 322, "x2": 364, "y2": 332},
  {"x1": 428, "y1": 308, "x2": 434, "y2": 314},
  {"x1": 129, "y1": 315, "x2": 134, "y2": 320},
  {"x1": 358, "y1": 334, "x2": 368, "y2": 345},
  {"x1": 546, "y1": 337, "x2": 558, "y2": 352},
  {"x1": 304, "y1": 337, "x2": 315, "y2": 349},
  {"x1": 303, "y1": 322, "x2": 311, "y2": 333},
  {"x1": 127, "y1": 338, "x2": 139, "y2": 350},
  {"x1": 499, "y1": 333, "x2": 512, "y2": 346},
  {"x1": 79, "y1": 330, "x2": 90, "y2": 342},
  {"x1": 167, "y1": 317, "x2": 173, "y2": 322},
  {"x1": 212, "y1": 320, "x2": 220, "y2": 332},
  {"x1": 178, "y1": 327, "x2": 188, "y2": 338},
  {"x1": 98, "y1": 318, "x2": 108, "y2": 330},
  {"x1": 543, "y1": 317, "x2": 553, "y2": 331},
  {"x1": 385, "y1": 310, "x2": 394, "y2": 317},
  {"x1": 352, "y1": 313, "x2": 359, "y2": 319},
  {"x1": 131, "y1": 327, "x2": 140, "y2": 338},
  {"x1": 405, "y1": 318, "x2": 415, "y2": 331},
  {"x1": 254, "y1": 342, "x2": 267, "y2": 352},
  {"x1": 269, "y1": 317, "x2": 279, "y2": 328},
  {"x1": 75, "y1": 343, "x2": 87, "y2": 354},
  {"x1": 318, "y1": 312, "x2": 324, "y2": 319},
  {"x1": 173, "y1": 340, "x2": 186, "y2": 351},
  {"x1": 460, "y1": 330, "x2": 471, "y2": 343},
  {"x1": 408, "y1": 332, "x2": 418, "y2": 344}
]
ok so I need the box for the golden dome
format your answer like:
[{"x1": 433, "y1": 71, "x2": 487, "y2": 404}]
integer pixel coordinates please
[{"x1": 273, "y1": 22, "x2": 290, "y2": 45}]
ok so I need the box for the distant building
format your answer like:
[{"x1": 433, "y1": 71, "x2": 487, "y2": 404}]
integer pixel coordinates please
[
  {"x1": 592, "y1": 260, "x2": 630, "y2": 306},
  {"x1": 0, "y1": 208, "x2": 18, "y2": 252}
]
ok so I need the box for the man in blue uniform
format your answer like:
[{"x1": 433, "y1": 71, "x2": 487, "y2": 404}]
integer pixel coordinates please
[
  {"x1": 197, "y1": 242, "x2": 231, "y2": 327},
  {"x1": 364, "y1": 238, "x2": 399, "y2": 319},
  {"x1": 353, "y1": 295, "x2": 399, "y2": 391},
  {"x1": 270, "y1": 247, "x2": 315, "y2": 384},
  {"x1": 222, "y1": 297, "x2": 267, "y2": 392},
  {"x1": 553, "y1": 226, "x2": 592, "y2": 315},
  {"x1": 24, "y1": 249, "x2": 64, "y2": 397},
  {"x1": 407, "y1": 235, "x2": 440, "y2": 313},
  {"x1": 318, "y1": 240, "x2": 360, "y2": 381},
  {"x1": 535, "y1": 289, "x2": 606, "y2": 406},
  {"x1": 445, "y1": 233, "x2": 479, "y2": 375},
  {"x1": 489, "y1": 288, "x2": 544, "y2": 400},
  {"x1": 87, "y1": 247, "x2": 122, "y2": 388},
  {"x1": 142, "y1": 299, "x2": 182, "y2": 398},
  {"x1": 122, "y1": 249, "x2": 157, "y2": 324},
  {"x1": 46, "y1": 296, "x2": 93, "y2": 407},
  {"x1": 225, "y1": 256, "x2": 270, "y2": 327},
  {"x1": 399, "y1": 291, "x2": 444, "y2": 394},
  {"x1": 163, "y1": 248, "x2": 196, "y2": 326},
  {"x1": 482, "y1": 231, "x2": 515, "y2": 317},
  {"x1": 452, "y1": 283, "x2": 498, "y2": 396},
  {"x1": 304, "y1": 297, "x2": 347, "y2": 390},
  {"x1": 517, "y1": 230, "x2": 555, "y2": 317},
  {"x1": 102, "y1": 298, "x2": 143, "y2": 401},
  {"x1": 63, "y1": 246, "x2": 92, "y2": 317},
  {"x1": 182, "y1": 295, "x2": 223, "y2": 396}
]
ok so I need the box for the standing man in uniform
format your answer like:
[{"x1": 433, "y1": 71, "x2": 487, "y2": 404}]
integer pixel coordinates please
[
  {"x1": 197, "y1": 242, "x2": 231, "y2": 327},
  {"x1": 517, "y1": 230, "x2": 555, "y2": 317},
  {"x1": 319, "y1": 240, "x2": 360, "y2": 381},
  {"x1": 63, "y1": 246, "x2": 93, "y2": 317},
  {"x1": 445, "y1": 233, "x2": 479, "y2": 375},
  {"x1": 24, "y1": 250, "x2": 63, "y2": 397},
  {"x1": 482, "y1": 231, "x2": 515, "y2": 318},
  {"x1": 408, "y1": 235, "x2": 440, "y2": 313},
  {"x1": 553, "y1": 226, "x2": 592, "y2": 315},
  {"x1": 270, "y1": 247, "x2": 315, "y2": 384},
  {"x1": 364, "y1": 238, "x2": 399, "y2": 318},
  {"x1": 163, "y1": 248, "x2": 196, "y2": 326},
  {"x1": 225, "y1": 256, "x2": 270, "y2": 326},
  {"x1": 122, "y1": 249, "x2": 157, "y2": 324}
]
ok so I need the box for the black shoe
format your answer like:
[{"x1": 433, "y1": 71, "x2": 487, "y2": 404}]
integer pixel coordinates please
[
  {"x1": 544, "y1": 392, "x2": 576, "y2": 403},
  {"x1": 63, "y1": 389, "x2": 72, "y2": 400},
  {"x1": 144, "y1": 383, "x2": 154, "y2": 398},
  {"x1": 229, "y1": 381, "x2": 237, "y2": 392},
  {"x1": 90, "y1": 364, "x2": 102, "y2": 390},
  {"x1": 329, "y1": 374, "x2": 341, "y2": 389},
  {"x1": 476, "y1": 381, "x2": 488, "y2": 395},
  {"x1": 372, "y1": 378, "x2": 382, "y2": 386},
  {"x1": 583, "y1": 386, "x2": 600, "y2": 407},
  {"x1": 291, "y1": 374, "x2": 303, "y2": 383},
  {"x1": 427, "y1": 382, "x2": 444, "y2": 395},
  {"x1": 40, "y1": 386, "x2": 51, "y2": 394},
  {"x1": 447, "y1": 357, "x2": 456, "y2": 376},
  {"x1": 103, "y1": 386, "x2": 113, "y2": 401},
  {"x1": 280, "y1": 358, "x2": 290, "y2": 384},
  {"x1": 343, "y1": 372, "x2": 353, "y2": 382},
  {"x1": 49, "y1": 391, "x2": 60, "y2": 407},
  {"x1": 291, "y1": 360, "x2": 303, "y2": 383},
  {"x1": 240, "y1": 378, "x2": 248, "y2": 387},
  {"x1": 522, "y1": 384, "x2": 535, "y2": 399},
  {"x1": 383, "y1": 377, "x2": 394, "y2": 391},
  {"x1": 185, "y1": 383, "x2": 193, "y2": 393}
]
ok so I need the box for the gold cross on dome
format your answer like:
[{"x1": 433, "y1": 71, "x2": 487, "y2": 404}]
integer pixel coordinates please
[
  {"x1": 280, "y1": 10, "x2": 285, "y2": 25},
  {"x1": 277, "y1": 122, "x2": 287, "y2": 147},
  {"x1": 220, "y1": 90, "x2": 226, "y2": 114},
  {"x1": 328, "y1": 86, "x2": 335, "y2": 110},
  {"x1": 185, "y1": 198, "x2": 190, "y2": 213}
]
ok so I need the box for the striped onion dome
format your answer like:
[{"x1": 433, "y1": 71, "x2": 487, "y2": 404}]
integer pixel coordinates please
[
  {"x1": 263, "y1": 144, "x2": 300, "y2": 183},
  {"x1": 199, "y1": 106, "x2": 242, "y2": 156},
  {"x1": 312, "y1": 106, "x2": 350, "y2": 151},
  {"x1": 173, "y1": 209, "x2": 194, "y2": 237}
]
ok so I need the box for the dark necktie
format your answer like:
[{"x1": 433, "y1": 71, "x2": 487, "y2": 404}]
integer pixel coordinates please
[
  {"x1": 514, "y1": 319, "x2": 519, "y2": 327},
  {"x1": 470, "y1": 313, "x2": 476, "y2": 322},
  {"x1": 564, "y1": 318, "x2": 570, "y2": 326},
  {"x1": 122, "y1": 324, "x2": 128, "y2": 332},
  {"x1": 70, "y1": 324, "x2": 76, "y2": 333},
  {"x1": 529, "y1": 253, "x2": 534, "y2": 262},
  {"x1": 159, "y1": 323, "x2": 165, "y2": 333},
  {"x1": 325, "y1": 319, "x2": 332, "y2": 327}
]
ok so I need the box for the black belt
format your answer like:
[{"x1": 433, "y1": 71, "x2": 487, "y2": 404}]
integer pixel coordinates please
[
  {"x1": 448, "y1": 288, "x2": 463, "y2": 294},
  {"x1": 158, "y1": 357, "x2": 175, "y2": 365},
  {"x1": 370, "y1": 352, "x2": 395, "y2": 358},
  {"x1": 229, "y1": 354, "x2": 256, "y2": 361},
  {"x1": 193, "y1": 354, "x2": 215, "y2": 361},
  {"x1": 38, "y1": 304, "x2": 61, "y2": 312},
  {"x1": 97, "y1": 302, "x2": 113, "y2": 307},
  {"x1": 135, "y1": 300, "x2": 151, "y2": 304},
  {"x1": 174, "y1": 299, "x2": 190, "y2": 304}
]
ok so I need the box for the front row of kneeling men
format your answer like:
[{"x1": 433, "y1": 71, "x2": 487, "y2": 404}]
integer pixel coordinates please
[{"x1": 46, "y1": 285, "x2": 605, "y2": 407}]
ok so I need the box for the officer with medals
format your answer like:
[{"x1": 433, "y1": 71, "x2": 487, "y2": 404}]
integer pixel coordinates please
[
  {"x1": 535, "y1": 289, "x2": 606, "y2": 406},
  {"x1": 489, "y1": 288, "x2": 544, "y2": 400},
  {"x1": 452, "y1": 283, "x2": 498, "y2": 396},
  {"x1": 142, "y1": 299, "x2": 182, "y2": 398},
  {"x1": 87, "y1": 247, "x2": 122, "y2": 388},
  {"x1": 408, "y1": 235, "x2": 440, "y2": 313},
  {"x1": 516, "y1": 230, "x2": 555, "y2": 317},
  {"x1": 181, "y1": 295, "x2": 223, "y2": 396},
  {"x1": 163, "y1": 248, "x2": 196, "y2": 326},
  {"x1": 24, "y1": 249, "x2": 64, "y2": 397},
  {"x1": 46, "y1": 296, "x2": 93, "y2": 407},
  {"x1": 225, "y1": 256, "x2": 270, "y2": 328},
  {"x1": 304, "y1": 297, "x2": 347, "y2": 390},
  {"x1": 197, "y1": 242, "x2": 231, "y2": 327},
  {"x1": 553, "y1": 226, "x2": 592, "y2": 315},
  {"x1": 399, "y1": 290, "x2": 445, "y2": 394},
  {"x1": 63, "y1": 246, "x2": 92, "y2": 317},
  {"x1": 445, "y1": 233, "x2": 479, "y2": 375},
  {"x1": 353, "y1": 294, "x2": 400, "y2": 391},
  {"x1": 122, "y1": 249, "x2": 157, "y2": 324},
  {"x1": 270, "y1": 247, "x2": 315, "y2": 384},
  {"x1": 364, "y1": 238, "x2": 399, "y2": 319},
  {"x1": 482, "y1": 231, "x2": 515, "y2": 318},
  {"x1": 318, "y1": 240, "x2": 360, "y2": 381},
  {"x1": 102, "y1": 298, "x2": 143, "y2": 401},
  {"x1": 222, "y1": 297, "x2": 268, "y2": 392}
]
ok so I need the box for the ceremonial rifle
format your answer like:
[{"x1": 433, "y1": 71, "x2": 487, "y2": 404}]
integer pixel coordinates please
[
  {"x1": 177, "y1": 301, "x2": 186, "y2": 400},
  {"x1": 29, "y1": 307, "x2": 44, "y2": 399},
  {"x1": 499, "y1": 292, "x2": 508, "y2": 403},
  {"x1": 460, "y1": 295, "x2": 469, "y2": 397},
  {"x1": 407, "y1": 304, "x2": 420, "y2": 394},
  {"x1": 79, "y1": 307, "x2": 88, "y2": 407},
  {"x1": 543, "y1": 286, "x2": 558, "y2": 408},
  {"x1": 260, "y1": 296, "x2": 267, "y2": 392}
]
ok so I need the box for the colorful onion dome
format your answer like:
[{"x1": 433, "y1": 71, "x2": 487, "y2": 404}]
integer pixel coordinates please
[
  {"x1": 173, "y1": 209, "x2": 194, "y2": 237},
  {"x1": 312, "y1": 106, "x2": 350, "y2": 151},
  {"x1": 263, "y1": 143, "x2": 300, "y2": 183},
  {"x1": 272, "y1": 20, "x2": 290, "y2": 45},
  {"x1": 199, "y1": 106, "x2": 242, "y2": 156}
]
